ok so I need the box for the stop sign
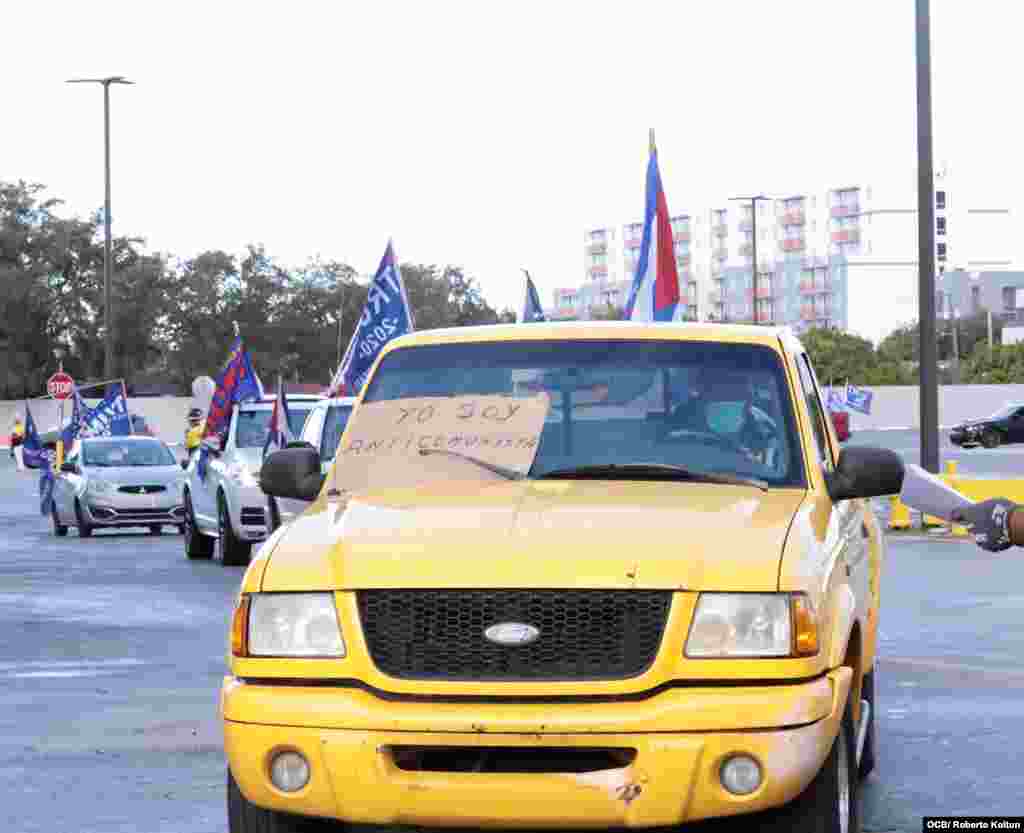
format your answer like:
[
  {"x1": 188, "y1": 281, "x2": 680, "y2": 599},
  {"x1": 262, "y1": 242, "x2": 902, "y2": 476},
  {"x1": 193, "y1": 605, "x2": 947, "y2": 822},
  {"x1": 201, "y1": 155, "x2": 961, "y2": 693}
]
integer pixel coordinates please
[{"x1": 47, "y1": 371, "x2": 75, "y2": 401}]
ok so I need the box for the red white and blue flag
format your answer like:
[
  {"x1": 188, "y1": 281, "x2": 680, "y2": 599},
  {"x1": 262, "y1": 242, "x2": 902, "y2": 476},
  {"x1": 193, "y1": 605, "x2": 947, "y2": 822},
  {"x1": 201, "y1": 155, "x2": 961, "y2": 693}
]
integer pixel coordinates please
[
  {"x1": 625, "y1": 131, "x2": 681, "y2": 322},
  {"x1": 263, "y1": 376, "x2": 295, "y2": 458}
]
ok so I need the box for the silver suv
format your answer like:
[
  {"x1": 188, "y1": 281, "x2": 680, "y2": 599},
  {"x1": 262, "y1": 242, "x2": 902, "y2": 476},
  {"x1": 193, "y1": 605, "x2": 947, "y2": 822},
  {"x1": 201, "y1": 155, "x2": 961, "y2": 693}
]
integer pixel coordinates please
[
  {"x1": 265, "y1": 396, "x2": 356, "y2": 532},
  {"x1": 182, "y1": 394, "x2": 323, "y2": 565}
]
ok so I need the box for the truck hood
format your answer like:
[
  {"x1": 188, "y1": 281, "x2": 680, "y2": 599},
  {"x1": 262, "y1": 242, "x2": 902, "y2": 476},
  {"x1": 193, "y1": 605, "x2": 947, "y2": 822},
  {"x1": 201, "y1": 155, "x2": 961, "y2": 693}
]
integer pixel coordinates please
[{"x1": 260, "y1": 480, "x2": 806, "y2": 592}]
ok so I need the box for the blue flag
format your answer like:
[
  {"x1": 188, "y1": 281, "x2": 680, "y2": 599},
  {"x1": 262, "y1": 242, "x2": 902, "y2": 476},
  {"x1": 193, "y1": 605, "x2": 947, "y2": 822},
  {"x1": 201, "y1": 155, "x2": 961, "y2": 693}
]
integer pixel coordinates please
[
  {"x1": 60, "y1": 389, "x2": 86, "y2": 446},
  {"x1": 521, "y1": 272, "x2": 546, "y2": 323},
  {"x1": 845, "y1": 383, "x2": 873, "y2": 415},
  {"x1": 329, "y1": 240, "x2": 414, "y2": 397},
  {"x1": 826, "y1": 387, "x2": 846, "y2": 414},
  {"x1": 74, "y1": 386, "x2": 131, "y2": 439},
  {"x1": 21, "y1": 401, "x2": 47, "y2": 470}
]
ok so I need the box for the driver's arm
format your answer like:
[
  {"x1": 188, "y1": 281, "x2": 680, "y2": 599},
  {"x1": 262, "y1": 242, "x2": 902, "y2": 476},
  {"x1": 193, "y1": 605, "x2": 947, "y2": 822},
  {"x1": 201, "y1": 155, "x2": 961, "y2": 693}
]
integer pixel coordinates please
[{"x1": 953, "y1": 499, "x2": 1024, "y2": 551}]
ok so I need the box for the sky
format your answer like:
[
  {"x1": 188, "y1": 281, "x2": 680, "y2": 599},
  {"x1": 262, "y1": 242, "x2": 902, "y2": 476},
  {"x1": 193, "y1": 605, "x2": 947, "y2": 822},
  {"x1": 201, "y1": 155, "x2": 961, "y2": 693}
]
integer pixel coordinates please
[{"x1": 3, "y1": 0, "x2": 1022, "y2": 317}]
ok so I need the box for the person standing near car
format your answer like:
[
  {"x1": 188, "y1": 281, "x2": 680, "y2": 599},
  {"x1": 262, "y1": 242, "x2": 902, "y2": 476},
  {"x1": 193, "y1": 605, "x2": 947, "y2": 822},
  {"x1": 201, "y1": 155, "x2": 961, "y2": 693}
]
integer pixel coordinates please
[
  {"x1": 10, "y1": 415, "x2": 25, "y2": 471},
  {"x1": 185, "y1": 408, "x2": 205, "y2": 457}
]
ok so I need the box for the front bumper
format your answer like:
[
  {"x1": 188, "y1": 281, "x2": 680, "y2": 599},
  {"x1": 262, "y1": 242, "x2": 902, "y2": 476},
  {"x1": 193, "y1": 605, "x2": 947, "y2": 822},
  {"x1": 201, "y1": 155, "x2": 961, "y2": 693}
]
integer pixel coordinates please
[
  {"x1": 222, "y1": 668, "x2": 851, "y2": 827},
  {"x1": 225, "y1": 483, "x2": 269, "y2": 541},
  {"x1": 84, "y1": 494, "x2": 185, "y2": 526}
]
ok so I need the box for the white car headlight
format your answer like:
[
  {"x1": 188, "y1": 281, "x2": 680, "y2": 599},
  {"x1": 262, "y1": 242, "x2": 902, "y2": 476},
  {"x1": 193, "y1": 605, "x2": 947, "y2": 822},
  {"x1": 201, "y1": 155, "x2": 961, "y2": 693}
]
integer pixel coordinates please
[
  {"x1": 246, "y1": 593, "x2": 346, "y2": 658},
  {"x1": 88, "y1": 480, "x2": 115, "y2": 495},
  {"x1": 227, "y1": 463, "x2": 259, "y2": 487},
  {"x1": 685, "y1": 593, "x2": 817, "y2": 658}
]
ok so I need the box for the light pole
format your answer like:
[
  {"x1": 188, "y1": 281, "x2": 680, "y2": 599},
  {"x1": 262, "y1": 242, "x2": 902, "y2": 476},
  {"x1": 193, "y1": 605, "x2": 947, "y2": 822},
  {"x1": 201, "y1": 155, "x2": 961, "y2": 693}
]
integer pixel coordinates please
[
  {"x1": 730, "y1": 195, "x2": 773, "y2": 324},
  {"x1": 53, "y1": 346, "x2": 66, "y2": 469},
  {"x1": 66, "y1": 76, "x2": 134, "y2": 380},
  {"x1": 915, "y1": 0, "x2": 939, "y2": 473}
]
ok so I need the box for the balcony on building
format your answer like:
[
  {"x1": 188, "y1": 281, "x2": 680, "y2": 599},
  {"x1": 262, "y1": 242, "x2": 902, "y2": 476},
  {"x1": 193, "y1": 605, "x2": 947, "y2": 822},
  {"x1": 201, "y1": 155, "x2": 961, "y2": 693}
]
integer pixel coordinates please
[
  {"x1": 800, "y1": 276, "x2": 831, "y2": 295},
  {"x1": 755, "y1": 309, "x2": 773, "y2": 324},
  {"x1": 738, "y1": 219, "x2": 754, "y2": 232},
  {"x1": 831, "y1": 229, "x2": 861, "y2": 244},
  {"x1": 589, "y1": 265, "x2": 608, "y2": 278},
  {"x1": 676, "y1": 253, "x2": 692, "y2": 267},
  {"x1": 783, "y1": 209, "x2": 806, "y2": 226},
  {"x1": 673, "y1": 229, "x2": 691, "y2": 242},
  {"x1": 586, "y1": 240, "x2": 607, "y2": 255},
  {"x1": 755, "y1": 284, "x2": 772, "y2": 299},
  {"x1": 738, "y1": 242, "x2": 754, "y2": 257},
  {"x1": 831, "y1": 204, "x2": 859, "y2": 218},
  {"x1": 713, "y1": 247, "x2": 728, "y2": 261},
  {"x1": 712, "y1": 223, "x2": 728, "y2": 237},
  {"x1": 782, "y1": 238, "x2": 806, "y2": 253}
]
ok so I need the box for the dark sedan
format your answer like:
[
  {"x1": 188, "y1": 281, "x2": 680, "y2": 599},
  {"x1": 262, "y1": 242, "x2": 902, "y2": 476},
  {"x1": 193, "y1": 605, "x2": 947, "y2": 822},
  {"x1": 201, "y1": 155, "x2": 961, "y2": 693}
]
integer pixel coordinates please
[{"x1": 950, "y1": 403, "x2": 1024, "y2": 448}]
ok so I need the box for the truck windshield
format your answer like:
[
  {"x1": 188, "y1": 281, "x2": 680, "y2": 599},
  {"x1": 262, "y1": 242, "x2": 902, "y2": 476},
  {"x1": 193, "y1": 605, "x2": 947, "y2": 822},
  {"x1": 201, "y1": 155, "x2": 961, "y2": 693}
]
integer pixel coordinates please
[{"x1": 363, "y1": 340, "x2": 805, "y2": 488}]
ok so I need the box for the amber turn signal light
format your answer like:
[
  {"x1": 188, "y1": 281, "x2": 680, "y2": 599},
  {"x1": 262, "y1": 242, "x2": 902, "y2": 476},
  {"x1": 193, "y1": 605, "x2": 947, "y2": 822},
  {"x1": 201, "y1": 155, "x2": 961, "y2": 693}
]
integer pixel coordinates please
[
  {"x1": 231, "y1": 596, "x2": 251, "y2": 657},
  {"x1": 791, "y1": 593, "x2": 818, "y2": 656}
]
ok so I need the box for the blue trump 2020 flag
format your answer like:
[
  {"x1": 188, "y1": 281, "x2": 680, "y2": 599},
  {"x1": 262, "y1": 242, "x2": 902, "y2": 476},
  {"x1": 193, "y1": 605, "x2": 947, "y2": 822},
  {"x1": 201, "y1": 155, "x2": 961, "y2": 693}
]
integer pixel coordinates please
[
  {"x1": 846, "y1": 383, "x2": 873, "y2": 415},
  {"x1": 520, "y1": 271, "x2": 546, "y2": 323},
  {"x1": 329, "y1": 240, "x2": 414, "y2": 397},
  {"x1": 826, "y1": 387, "x2": 846, "y2": 414},
  {"x1": 78, "y1": 386, "x2": 131, "y2": 438},
  {"x1": 21, "y1": 401, "x2": 46, "y2": 470}
]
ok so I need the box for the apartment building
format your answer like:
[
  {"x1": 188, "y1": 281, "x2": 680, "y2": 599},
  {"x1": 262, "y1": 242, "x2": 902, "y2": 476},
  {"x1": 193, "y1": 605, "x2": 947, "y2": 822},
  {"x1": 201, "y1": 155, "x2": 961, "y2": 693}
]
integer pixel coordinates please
[{"x1": 565, "y1": 168, "x2": 1014, "y2": 344}]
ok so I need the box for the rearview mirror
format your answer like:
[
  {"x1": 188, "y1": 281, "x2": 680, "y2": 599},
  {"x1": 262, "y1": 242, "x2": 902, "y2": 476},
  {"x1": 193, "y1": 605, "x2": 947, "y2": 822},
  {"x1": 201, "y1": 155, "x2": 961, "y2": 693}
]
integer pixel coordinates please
[
  {"x1": 260, "y1": 447, "x2": 325, "y2": 502},
  {"x1": 825, "y1": 446, "x2": 904, "y2": 502},
  {"x1": 60, "y1": 462, "x2": 77, "y2": 474}
]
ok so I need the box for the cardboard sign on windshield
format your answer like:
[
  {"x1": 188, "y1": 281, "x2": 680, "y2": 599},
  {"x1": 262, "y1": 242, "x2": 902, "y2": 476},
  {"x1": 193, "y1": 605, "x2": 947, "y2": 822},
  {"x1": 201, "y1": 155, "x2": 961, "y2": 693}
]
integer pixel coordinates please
[{"x1": 328, "y1": 394, "x2": 550, "y2": 496}]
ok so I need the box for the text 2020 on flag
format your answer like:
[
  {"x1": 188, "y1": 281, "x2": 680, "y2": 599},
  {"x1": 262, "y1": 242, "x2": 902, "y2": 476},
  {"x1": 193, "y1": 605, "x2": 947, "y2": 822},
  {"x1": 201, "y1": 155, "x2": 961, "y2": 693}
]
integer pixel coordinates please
[{"x1": 329, "y1": 240, "x2": 414, "y2": 397}]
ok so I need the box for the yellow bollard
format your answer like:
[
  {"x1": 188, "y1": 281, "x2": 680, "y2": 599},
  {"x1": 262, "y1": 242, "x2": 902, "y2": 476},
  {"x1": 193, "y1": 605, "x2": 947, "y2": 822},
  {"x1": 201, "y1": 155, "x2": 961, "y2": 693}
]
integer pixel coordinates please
[
  {"x1": 922, "y1": 513, "x2": 945, "y2": 528},
  {"x1": 945, "y1": 460, "x2": 958, "y2": 475},
  {"x1": 888, "y1": 495, "x2": 912, "y2": 530}
]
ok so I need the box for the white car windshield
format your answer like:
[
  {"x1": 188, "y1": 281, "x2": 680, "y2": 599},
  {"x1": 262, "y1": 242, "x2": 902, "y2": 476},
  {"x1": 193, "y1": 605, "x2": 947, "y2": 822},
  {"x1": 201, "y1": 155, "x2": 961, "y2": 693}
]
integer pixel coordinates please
[
  {"x1": 82, "y1": 440, "x2": 176, "y2": 467},
  {"x1": 235, "y1": 405, "x2": 316, "y2": 448}
]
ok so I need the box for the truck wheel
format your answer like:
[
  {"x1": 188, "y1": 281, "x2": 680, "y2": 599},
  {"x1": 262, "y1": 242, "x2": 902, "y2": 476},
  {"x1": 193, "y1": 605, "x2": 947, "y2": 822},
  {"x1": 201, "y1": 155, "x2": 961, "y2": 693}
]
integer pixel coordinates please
[
  {"x1": 184, "y1": 492, "x2": 214, "y2": 560},
  {"x1": 763, "y1": 699, "x2": 859, "y2": 833},
  {"x1": 75, "y1": 499, "x2": 93, "y2": 538},
  {"x1": 982, "y1": 430, "x2": 1001, "y2": 449},
  {"x1": 227, "y1": 767, "x2": 331, "y2": 832},
  {"x1": 858, "y1": 668, "x2": 877, "y2": 779},
  {"x1": 217, "y1": 494, "x2": 252, "y2": 567}
]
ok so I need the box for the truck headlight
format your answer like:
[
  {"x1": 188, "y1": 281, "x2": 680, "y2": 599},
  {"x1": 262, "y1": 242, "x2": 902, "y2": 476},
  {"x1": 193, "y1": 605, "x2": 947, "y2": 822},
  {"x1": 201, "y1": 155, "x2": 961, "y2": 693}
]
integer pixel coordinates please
[
  {"x1": 685, "y1": 593, "x2": 818, "y2": 658},
  {"x1": 236, "y1": 593, "x2": 346, "y2": 658},
  {"x1": 88, "y1": 480, "x2": 115, "y2": 495}
]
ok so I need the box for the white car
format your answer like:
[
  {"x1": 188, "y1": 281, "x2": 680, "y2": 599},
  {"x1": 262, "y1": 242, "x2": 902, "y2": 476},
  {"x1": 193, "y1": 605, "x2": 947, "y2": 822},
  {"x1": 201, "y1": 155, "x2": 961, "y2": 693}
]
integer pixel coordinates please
[
  {"x1": 182, "y1": 394, "x2": 323, "y2": 565},
  {"x1": 265, "y1": 396, "x2": 356, "y2": 532},
  {"x1": 50, "y1": 436, "x2": 186, "y2": 537}
]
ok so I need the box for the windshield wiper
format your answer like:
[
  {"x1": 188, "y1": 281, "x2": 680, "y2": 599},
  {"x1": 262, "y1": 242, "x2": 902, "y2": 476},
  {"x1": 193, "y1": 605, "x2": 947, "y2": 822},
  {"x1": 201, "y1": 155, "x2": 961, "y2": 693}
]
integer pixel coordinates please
[
  {"x1": 418, "y1": 449, "x2": 525, "y2": 481},
  {"x1": 535, "y1": 463, "x2": 768, "y2": 491}
]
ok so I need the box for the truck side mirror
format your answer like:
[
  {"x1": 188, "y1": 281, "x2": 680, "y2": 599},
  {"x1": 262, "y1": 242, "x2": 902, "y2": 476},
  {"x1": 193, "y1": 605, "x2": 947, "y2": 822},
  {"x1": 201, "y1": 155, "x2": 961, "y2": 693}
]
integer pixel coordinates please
[
  {"x1": 260, "y1": 447, "x2": 325, "y2": 502},
  {"x1": 825, "y1": 446, "x2": 904, "y2": 502}
]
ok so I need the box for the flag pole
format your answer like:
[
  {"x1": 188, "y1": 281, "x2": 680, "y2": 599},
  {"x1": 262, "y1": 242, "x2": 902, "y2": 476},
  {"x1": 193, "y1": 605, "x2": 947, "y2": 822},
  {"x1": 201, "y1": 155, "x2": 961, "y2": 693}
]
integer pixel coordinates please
[{"x1": 122, "y1": 379, "x2": 132, "y2": 435}]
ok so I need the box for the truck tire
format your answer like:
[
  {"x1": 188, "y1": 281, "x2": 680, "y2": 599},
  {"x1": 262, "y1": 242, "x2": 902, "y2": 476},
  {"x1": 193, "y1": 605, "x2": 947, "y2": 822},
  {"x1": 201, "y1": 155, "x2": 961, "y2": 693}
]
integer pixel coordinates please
[
  {"x1": 858, "y1": 667, "x2": 877, "y2": 779},
  {"x1": 763, "y1": 699, "x2": 860, "y2": 833},
  {"x1": 52, "y1": 505, "x2": 68, "y2": 537},
  {"x1": 982, "y1": 430, "x2": 1001, "y2": 449},
  {"x1": 217, "y1": 494, "x2": 252, "y2": 567},
  {"x1": 227, "y1": 767, "x2": 333, "y2": 832}
]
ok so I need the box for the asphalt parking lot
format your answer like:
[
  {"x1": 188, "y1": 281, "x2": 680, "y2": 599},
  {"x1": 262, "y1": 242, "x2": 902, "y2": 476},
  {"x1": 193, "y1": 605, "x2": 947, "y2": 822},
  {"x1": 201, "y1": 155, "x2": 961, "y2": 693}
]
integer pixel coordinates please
[{"x1": 2, "y1": 449, "x2": 1023, "y2": 832}]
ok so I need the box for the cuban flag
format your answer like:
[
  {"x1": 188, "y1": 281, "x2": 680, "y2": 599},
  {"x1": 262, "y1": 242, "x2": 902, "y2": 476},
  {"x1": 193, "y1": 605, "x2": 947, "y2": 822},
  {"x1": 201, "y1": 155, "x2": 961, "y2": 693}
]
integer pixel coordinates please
[
  {"x1": 520, "y1": 271, "x2": 546, "y2": 323},
  {"x1": 846, "y1": 383, "x2": 873, "y2": 415},
  {"x1": 329, "y1": 240, "x2": 414, "y2": 397},
  {"x1": 625, "y1": 130, "x2": 681, "y2": 322},
  {"x1": 263, "y1": 377, "x2": 295, "y2": 458}
]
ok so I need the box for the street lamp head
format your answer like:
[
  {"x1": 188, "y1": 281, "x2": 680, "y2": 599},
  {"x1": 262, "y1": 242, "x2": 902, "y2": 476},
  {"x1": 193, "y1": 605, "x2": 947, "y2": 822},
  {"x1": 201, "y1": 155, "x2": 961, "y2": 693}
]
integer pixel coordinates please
[{"x1": 66, "y1": 76, "x2": 134, "y2": 85}]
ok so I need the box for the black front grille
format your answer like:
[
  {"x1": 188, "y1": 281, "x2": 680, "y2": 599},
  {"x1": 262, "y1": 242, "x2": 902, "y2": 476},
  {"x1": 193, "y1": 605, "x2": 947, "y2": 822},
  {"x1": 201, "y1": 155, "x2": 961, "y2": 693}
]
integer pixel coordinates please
[
  {"x1": 356, "y1": 590, "x2": 672, "y2": 681},
  {"x1": 118, "y1": 484, "x2": 167, "y2": 494},
  {"x1": 240, "y1": 507, "x2": 266, "y2": 526}
]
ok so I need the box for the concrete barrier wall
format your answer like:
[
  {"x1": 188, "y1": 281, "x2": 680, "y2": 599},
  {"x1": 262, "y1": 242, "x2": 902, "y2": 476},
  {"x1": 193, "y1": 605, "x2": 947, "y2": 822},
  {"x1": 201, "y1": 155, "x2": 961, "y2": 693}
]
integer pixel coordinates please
[
  {"x1": 5, "y1": 384, "x2": 1024, "y2": 444},
  {"x1": 1, "y1": 397, "x2": 196, "y2": 446}
]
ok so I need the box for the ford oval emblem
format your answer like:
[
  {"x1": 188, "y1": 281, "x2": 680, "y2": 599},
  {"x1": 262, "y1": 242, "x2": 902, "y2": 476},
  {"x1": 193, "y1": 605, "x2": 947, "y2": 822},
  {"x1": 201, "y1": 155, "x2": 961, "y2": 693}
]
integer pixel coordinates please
[{"x1": 484, "y1": 622, "x2": 540, "y2": 647}]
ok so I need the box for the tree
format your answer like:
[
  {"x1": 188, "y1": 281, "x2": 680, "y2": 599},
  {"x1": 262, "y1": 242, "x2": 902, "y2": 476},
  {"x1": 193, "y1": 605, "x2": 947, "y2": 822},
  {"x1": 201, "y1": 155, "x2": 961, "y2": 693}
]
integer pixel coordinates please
[
  {"x1": 960, "y1": 342, "x2": 1024, "y2": 384},
  {"x1": 799, "y1": 326, "x2": 909, "y2": 387},
  {"x1": 590, "y1": 303, "x2": 626, "y2": 321}
]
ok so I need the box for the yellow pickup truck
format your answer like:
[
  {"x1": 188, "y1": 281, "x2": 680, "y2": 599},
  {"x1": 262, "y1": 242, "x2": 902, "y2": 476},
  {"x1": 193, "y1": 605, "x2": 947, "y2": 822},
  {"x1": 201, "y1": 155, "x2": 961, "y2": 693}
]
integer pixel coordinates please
[{"x1": 224, "y1": 322, "x2": 902, "y2": 833}]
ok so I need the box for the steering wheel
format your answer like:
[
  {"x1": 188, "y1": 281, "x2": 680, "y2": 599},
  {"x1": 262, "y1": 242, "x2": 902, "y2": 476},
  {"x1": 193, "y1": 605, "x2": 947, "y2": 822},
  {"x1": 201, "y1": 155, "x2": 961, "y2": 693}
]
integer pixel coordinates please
[{"x1": 659, "y1": 425, "x2": 749, "y2": 456}]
